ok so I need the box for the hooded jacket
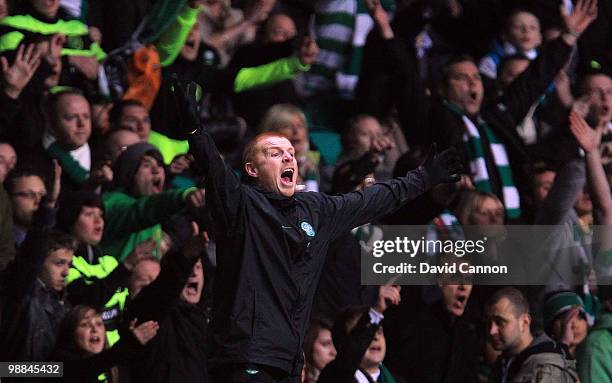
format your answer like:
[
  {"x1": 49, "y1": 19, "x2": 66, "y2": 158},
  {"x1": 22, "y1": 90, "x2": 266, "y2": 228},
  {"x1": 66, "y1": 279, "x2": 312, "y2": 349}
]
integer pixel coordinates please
[
  {"x1": 188, "y1": 129, "x2": 432, "y2": 376},
  {"x1": 494, "y1": 334, "x2": 578, "y2": 383},
  {"x1": 577, "y1": 311, "x2": 612, "y2": 383}
]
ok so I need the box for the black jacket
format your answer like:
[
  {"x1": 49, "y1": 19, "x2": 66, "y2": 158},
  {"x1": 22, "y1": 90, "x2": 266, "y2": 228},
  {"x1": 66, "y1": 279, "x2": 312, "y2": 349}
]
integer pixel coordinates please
[
  {"x1": 318, "y1": 311, "x2": 379, "y2": 383},
  {"x1": 0, "y1": 204, "x2": 65, "y2": 362},
  {"x1": 125, "y1": 250, "x2": 210, "y2": 382},
  {"x1": 188, "y1": 129, "x2": 432, "y2": 375},
  {"x1": 312, "y1": 232, "x2": 378, "y2": 322},
  {"x1": 383, "y1": 287, "x2": 482, "y2": 383}
]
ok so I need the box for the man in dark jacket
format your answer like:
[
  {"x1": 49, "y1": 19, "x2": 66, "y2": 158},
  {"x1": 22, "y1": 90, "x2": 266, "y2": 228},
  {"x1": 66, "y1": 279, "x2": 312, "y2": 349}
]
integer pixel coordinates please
[
  {"x1": 183, "y1": 79, "x2": 462, "y2": 382},
  {"x1": 124, "y1": 231, "x2": 211, "y2": 382},
  {"x1": 383, "y1": 284, "x2": 481, "y2": 383},
  {"x1": 0, "y1": 164, "x2": 78, "y2": 361}
]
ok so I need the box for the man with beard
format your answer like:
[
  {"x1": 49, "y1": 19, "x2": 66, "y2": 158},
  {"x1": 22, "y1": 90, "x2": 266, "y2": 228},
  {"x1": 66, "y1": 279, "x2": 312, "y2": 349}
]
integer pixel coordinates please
[{"x1": 486, "y1": 287, "x2": 578, "y2": 383}]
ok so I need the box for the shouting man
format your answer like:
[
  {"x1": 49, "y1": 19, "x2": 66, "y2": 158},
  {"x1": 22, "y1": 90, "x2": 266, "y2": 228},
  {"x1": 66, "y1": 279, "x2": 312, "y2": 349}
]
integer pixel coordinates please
[{"x1": 183, "y1": 82, "x2": 462, "y2": 382}]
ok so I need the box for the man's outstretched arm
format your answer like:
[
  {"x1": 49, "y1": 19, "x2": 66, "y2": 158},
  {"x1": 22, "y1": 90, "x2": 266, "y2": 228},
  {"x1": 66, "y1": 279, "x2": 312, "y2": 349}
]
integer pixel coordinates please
[
  {"x1": 322, "y1": 145, "x2": 462, "y2": 238},
  {"x1": 176, "y1": 82, "x2": 243, "y2": 235}
]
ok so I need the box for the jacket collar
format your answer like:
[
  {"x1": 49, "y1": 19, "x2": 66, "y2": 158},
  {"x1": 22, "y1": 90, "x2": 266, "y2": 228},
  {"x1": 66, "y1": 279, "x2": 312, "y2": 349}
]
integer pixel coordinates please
[{"x1": 249, "y1": 183, "x2": 298, "y2": 210}]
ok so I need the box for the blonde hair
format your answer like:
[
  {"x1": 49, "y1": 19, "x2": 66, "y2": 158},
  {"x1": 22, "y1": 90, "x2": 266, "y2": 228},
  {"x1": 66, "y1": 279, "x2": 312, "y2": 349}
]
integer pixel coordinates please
[
  {"x1": 454, "y1": 190, "x2": 503, "y2": 225},
  {"x1": 259, "y1": 104, "x2": 308, "y2": 134}
]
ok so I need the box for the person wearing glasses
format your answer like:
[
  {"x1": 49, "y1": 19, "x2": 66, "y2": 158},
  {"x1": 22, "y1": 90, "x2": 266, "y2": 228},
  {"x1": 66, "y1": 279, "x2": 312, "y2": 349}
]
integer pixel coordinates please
[{"x1": 3, "y1": 169, "x2": 47, "y2": 248}]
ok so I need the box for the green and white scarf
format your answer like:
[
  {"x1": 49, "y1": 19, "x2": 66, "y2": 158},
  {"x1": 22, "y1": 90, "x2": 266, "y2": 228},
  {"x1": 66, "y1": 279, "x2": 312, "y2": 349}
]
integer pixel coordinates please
[
  {"x1": 461, "y1": 115, "x2": 521, "y2": 219},
  {"x1": 303, "y1": 0, "x2": 393, "y2": 99},
  {"x1": 43, "y1": 131, "x2": 91, "y2": 185}
]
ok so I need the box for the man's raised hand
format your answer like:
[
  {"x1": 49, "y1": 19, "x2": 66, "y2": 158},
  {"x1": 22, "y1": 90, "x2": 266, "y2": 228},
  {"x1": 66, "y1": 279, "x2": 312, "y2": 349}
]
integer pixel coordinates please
[
  {"x1": 570, "y1": 111, "x2": 602, "y2": 154},
  {"x1": 129, "y1": 319, "x2": 160, "y2": 345},
  {"x1": 422, "y1": 143, "x2": 462, "y2": 186},
  {"x1": 374, "y1": 285, "x2": 401, "y2": 314},
  {"x1": 1, "y1": 44, "x2": 42, "y2": 99},
  {"x1": 561, "y1": 0, "x2": 597, "y2": 37},
  {"x1": 365, "y1": 0, "x2": 394, "y2": 39},
  {"x1": 298, "y1": 37, "x2": 319, "y2": 66}
]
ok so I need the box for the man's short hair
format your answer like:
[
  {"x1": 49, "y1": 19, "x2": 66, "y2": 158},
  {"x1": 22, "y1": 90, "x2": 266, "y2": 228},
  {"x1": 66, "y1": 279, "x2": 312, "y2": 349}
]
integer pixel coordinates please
[
  {"x1": 577, "y1": 71, "x2": 612, "y2": 97},
  {"x1": 47, "y1": 88, "x2": 87, "y2": 123},
  {"x1": 109, "y1": 99, "x2": 146, "y2": 129},
  {"x1": 3, "y1": 168, "x2": 46, "y2": 195},
  {"x1": 487, "y1": 287, "x2": 530, "y2": 318},
  {"x1": 41, "y1": 230, "x2": 78, "y2": 257},
  {"x1": 440, "y1": 54, "x2": 477, "y2": 85},
  {"x1": 242, "y1": 131, "x2": 290, "y2": 166},
  {"x1": 503, "y1": 9, "x2": 539, "y2": 35}
]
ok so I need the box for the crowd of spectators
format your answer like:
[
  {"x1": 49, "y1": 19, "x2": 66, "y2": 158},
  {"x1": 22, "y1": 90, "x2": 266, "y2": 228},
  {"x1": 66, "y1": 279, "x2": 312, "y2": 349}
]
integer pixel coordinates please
[{"x1": 0, "y1": 0, "x2": 611, "y2": 382}]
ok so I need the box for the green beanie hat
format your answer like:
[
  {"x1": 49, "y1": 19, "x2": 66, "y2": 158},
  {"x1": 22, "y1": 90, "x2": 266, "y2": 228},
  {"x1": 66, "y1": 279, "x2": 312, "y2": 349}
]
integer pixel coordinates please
[{"x1": 543, "y1": 291, "x2": 585, "y2": 329}]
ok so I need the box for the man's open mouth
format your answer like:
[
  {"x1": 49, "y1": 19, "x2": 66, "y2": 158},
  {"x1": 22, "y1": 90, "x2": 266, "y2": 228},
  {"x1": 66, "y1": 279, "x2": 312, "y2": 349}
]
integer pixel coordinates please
[
  {"x1": 185, "y1": 39, "x2": 197, "y2": 49},
  {"x1": 186, "y1": 281, "x2": 199, "y2": 294},
  {"x1": 454, "y1": 294, "x2": 468, "y2": 309},
  {"x1": 280, "y1": 169, "x2": 294, "y2": 185},
  {"x1": 152, "y1": 178, "x2": 163, "y2": 191},
  {"x1": 89, "y1": 335, "x2": 101, "y2": 345},
  {"x1": 368, "y1": 345, "x2": 382, "y2": 353}
]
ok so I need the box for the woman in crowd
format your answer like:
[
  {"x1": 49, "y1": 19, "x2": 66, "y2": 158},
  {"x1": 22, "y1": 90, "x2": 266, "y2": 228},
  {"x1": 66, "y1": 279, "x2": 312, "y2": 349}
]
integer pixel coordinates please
[
  {"x1": 542, "y1": 291, "x2": 589, "y2": 357},
  {"x1": 51, "y1": 304, "x2": 159, "y2": 382},
  {"x1": 303, "y1": 318, "x2": 337, "y2": 383}
]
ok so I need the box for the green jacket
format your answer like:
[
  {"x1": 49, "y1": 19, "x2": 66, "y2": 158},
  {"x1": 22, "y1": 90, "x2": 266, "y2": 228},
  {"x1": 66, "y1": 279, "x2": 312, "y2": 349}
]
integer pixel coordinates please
[
  {"x1": 101, "y1": 187, "x2": 194, "y2": 262},
  {"x1": 577, "y1": 311, "x2": 612, "y2": 383}
]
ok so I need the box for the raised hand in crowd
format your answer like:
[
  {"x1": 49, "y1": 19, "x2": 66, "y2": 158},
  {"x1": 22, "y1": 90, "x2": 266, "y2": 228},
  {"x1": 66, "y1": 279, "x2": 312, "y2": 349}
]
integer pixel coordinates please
[
  {"x1": 570, "y1": 111, "x2": 603, "y2": 154},
  {"x1": 373, "y1": 284, "x2": 401, "y2": 314},
  {"x1": 365, "y1": 0, "x2": 393, "y2": 39},
  {"x1": 0, "y1": 44, "x2": 42, "y2": 99},
  {"x1": 129, "y1": 318, "x2": 160, "y2": 345},
  {"x1": 183, "y1": 224, "x2": 210, "y2": 260},
  {"x1": 169, "y1": 154, "x2": 194, "y2": 175},
  {"x1": 47, "y1": 159, "x2": 62, "y2": 208},
  {"x1": 124, "y1": 239, "x2": 157, "y2": 271},
  {"x1": 88, "y1": 161, "x2": 114, "y2": 187},
  {"x1": 186, "y1": 188, "x2": 206, "y2": 209},
  {"x1": 570, "y1": 111, "x2": 612, "y2": 232},
  {"x1": 422, "y1": 143, "x2": 462, "y2": 185},
  {"x1": 560, "y1": 0, "x2": 598, "y2": 43},
  {"x1": 298, "y1": 37, "x2": 319, "y2": 66}
]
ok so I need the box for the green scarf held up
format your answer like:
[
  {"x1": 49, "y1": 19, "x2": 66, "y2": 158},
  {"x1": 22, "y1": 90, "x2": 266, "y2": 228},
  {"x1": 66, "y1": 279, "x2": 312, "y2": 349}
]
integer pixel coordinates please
[
  {"x1": 445, "y1": 102, "x2": 521, "y2": 220},
  {"x1": 46, "y1": 142, "x2": 89, "y2": 184}
]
